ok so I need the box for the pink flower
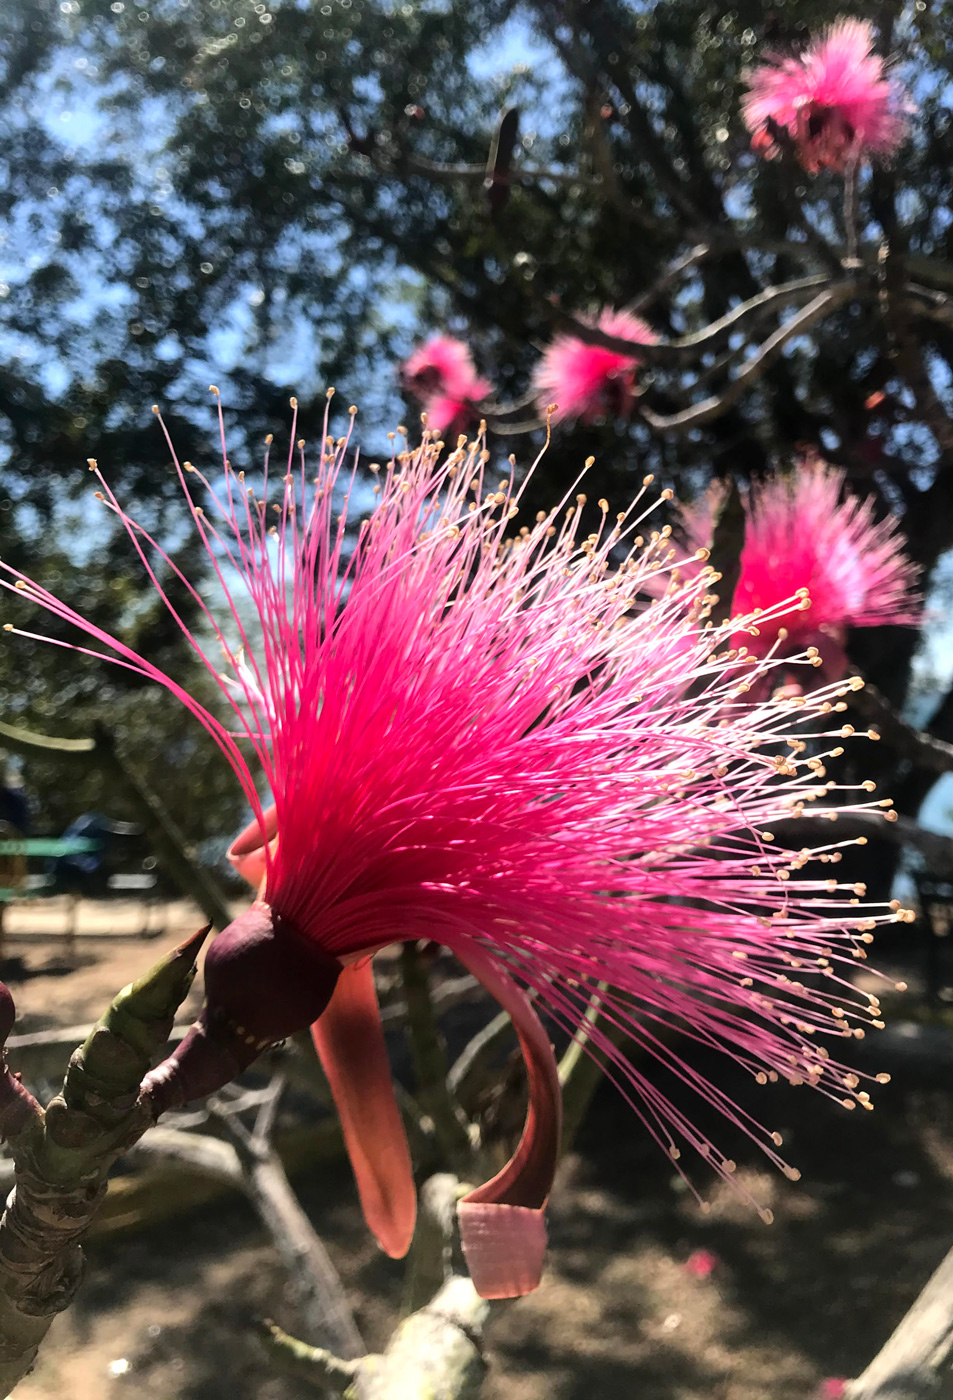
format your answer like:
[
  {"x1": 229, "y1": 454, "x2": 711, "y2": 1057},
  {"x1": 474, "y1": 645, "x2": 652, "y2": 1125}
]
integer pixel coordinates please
[
  {"x1": 683, "y1": 1248, "x2": 719, "y2": 1279},
  {"x1": 743, "y1": 18, "x2": 909, "y2": 173},
  {"x1": 671, "y1": 457, "x2": 919, "y2": 683},
  {"x1": 2, "y1": 400, "x2": 906, "y2": 1298},
  {"x1": 817, "y1": 1381, "x2": 847, "y2": 1400},
  {"x1": 400, "y1": 335, "x2": 492, "y2": 437},
  {"x1": 533, "y1": 308, "x2": 656, "y2": 424}
]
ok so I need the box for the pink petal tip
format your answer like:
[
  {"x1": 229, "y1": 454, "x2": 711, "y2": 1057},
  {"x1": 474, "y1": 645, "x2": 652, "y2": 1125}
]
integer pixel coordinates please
[{"x1": 457, "y1": 1201, "x2": 548, "y2": 1298}]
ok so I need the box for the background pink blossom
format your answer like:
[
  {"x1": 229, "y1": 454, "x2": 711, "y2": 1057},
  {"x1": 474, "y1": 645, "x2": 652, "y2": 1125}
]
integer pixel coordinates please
[{"x1": 743, "y1": 18, "x2": 909, "y2": 172}]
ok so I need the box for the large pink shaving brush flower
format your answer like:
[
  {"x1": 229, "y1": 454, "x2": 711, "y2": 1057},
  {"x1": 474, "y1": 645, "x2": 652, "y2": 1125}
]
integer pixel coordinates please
[
  {"x1": 400, "y1": 334, "x2": 492, "y2": 436},
  {"x1": 669, "y1": 456, "x2": 919, "y2": 684},
  {"x1": 533, "y1": 308, "x2": 657, "y2": 424},
  {"x1": 743, "y1": 18, "x2": 909, "y2": 173},
  {"x1": 2, "y1": 400, "x2": 908, "y2": 1298}
]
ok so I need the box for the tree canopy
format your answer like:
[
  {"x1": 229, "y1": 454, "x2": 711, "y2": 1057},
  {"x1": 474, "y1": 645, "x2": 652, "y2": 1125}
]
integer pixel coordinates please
[{"x1": 2, "y1": 0, "x2": 952, "y2": 877}]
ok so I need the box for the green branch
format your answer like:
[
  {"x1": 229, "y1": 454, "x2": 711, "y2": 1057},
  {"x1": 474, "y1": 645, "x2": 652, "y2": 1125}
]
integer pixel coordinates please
[
  {"x1": 400, "y1": 944, "x2": 473, "y2": 1173},
  {"x1": 0, "y1": 926, "x2": 208, "y2": 1396}
]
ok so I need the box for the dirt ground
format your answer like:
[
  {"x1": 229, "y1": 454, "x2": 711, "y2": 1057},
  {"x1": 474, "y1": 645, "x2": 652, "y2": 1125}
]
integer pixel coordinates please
[{"x1": 1, "y1": 899, "x2": 950, "y2": 1400}]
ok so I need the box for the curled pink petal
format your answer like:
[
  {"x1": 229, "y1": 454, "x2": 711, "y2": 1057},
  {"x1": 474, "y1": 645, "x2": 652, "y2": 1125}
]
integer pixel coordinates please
[
  {"x1": 450, "y1": 941, "x2": 561, "y2": 1299},
  {"x1": 311, "y1": 959, "x2": 417, "y2": 1259},
  {"x1": 227, "y1": 803, "x2": 278, "y2": 889}
]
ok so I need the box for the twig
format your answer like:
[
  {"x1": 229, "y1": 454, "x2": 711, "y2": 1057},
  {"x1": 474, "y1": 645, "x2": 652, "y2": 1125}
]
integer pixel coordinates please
[
  {"x1": 207, "y1": 1072, "x2": 365, "y2": 1359},
  {"x1": 629, "y1": 243, "x2": 713, "y2": 315},
  {"x1": 0, "y1": 925, "x2": 208, "y2": 1396},
  {"x1": 402, "y1": 1172, "x2": 468, "y2": 1316},
  {"x1": 557, "y1": 982, "x2": 629, "y2": 1154},
  {"x1": 251, "y1": 1070, "x2": 285, "y2": 1149},
  {"x1": 257, "y1": 1319, "x2": 359, "y2": 1395},
  {"x1": 533, "y1": 0, "x2": 704, "y2": 226},
  {"x1": 843, "y1": 156, "x2": 861, "y2": 265},
  {"x1": 382, "y1": 975, "x2": 480, "y2": 1025},
  {"x1": 705, "y1": 478, "x2": 746, "y2": 626},
  {"x1": 239, "y1": 1136, "x2": 365, "y2": 1359},
  {"x1": 446, "y1": 1011, "x2": 513, "y2": 1113},
  {"x1": 260, "y1": 1172, "x2": 496, "y2": 1399},
  {"x1": 850, "y1": 681, "x2": 953, "y2": 775},
  {"x1": 879, "y1": 246, "x2": 953, "y2": 466},
  {"x1": 774, "y1": 811, "x2": 953, "y2": 877},
  {"x1": 844, "y1": 1240, "x2": 953, "y2": 1397},
  {"x1": 129, "y1": 1123, "x2": 244, "y2": 1184},
  {"x1": 638, "y1": 282, "x2": 861, "y2": 431},
  {"x1": 352, "y1": 129, "x2": 609, "y2": 191},
  {"x1": 551, "y1": 272, "x2": 837, "y2": 368},
  {"x1": 400, "y1": 944, "x2": 473, "y2": 1174},
  {"x1": 137, "y1": 1098, "x2": 365, "y2": 1359}
]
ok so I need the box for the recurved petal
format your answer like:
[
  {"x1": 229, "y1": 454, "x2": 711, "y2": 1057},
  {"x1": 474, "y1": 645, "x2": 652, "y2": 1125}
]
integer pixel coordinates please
[
  {"x1": 227, "y1": 803, "x2": 278, "y2": 889},
  {"x1": 311, "y1": 958, "x2": 417, "y2": 1259},
  {"x1": 449, "y1": 941, "x2": 562, "y2": 1299}
]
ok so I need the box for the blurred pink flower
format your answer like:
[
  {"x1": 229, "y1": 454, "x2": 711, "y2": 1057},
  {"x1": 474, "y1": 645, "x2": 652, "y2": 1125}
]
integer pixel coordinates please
[
  {"x1": 683, "y1": 1248, "x2": 719, "y2": 1279},
  {"x1": 817, "y1": 1380, "x2": 847, "y2": 1400},
  {"x1": 670, "y1": 456, "x2": 919, "y2": 683},
  {"x1": 400, "y1": 334, "x2": 491, "y2": 436},
  {"x1": 533, "y1": 307, "x2": 656, "y2": 424},
  {"x1": 2, "y1": 403, "x2": 906, "y2": 1298},
  {"x1": 743, "y1": 18, "x2": 909, "y2": 173}
]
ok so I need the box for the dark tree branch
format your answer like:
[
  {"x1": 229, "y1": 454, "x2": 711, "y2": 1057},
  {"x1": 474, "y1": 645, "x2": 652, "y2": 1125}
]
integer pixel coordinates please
[
  {"x1": 639, "y1": 283, "x2": 861, "y2": 431},
  {"x1": 851, "y1": 681, "x2": 953, "y2": 775},
  {"x1": 549, "y1": 272, "x2": 839, "y2": 368},
  {"x1": 775, "y1": 811, "x2": 953, "y2": 877}
]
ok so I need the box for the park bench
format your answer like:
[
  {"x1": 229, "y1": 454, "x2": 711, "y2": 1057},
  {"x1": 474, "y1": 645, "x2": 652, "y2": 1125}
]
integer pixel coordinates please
[
  {"x1": 0, "y1": 838, "x2": 165, "y2": 942},
  {"x1": 0, "y1": 837, "x2": 102, "y2": 902}
]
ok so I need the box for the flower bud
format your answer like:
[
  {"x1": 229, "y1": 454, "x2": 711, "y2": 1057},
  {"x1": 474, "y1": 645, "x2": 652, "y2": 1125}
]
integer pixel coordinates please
[{"x1": 142, "y1": 904, "x2": 341, "y2": 1115}]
